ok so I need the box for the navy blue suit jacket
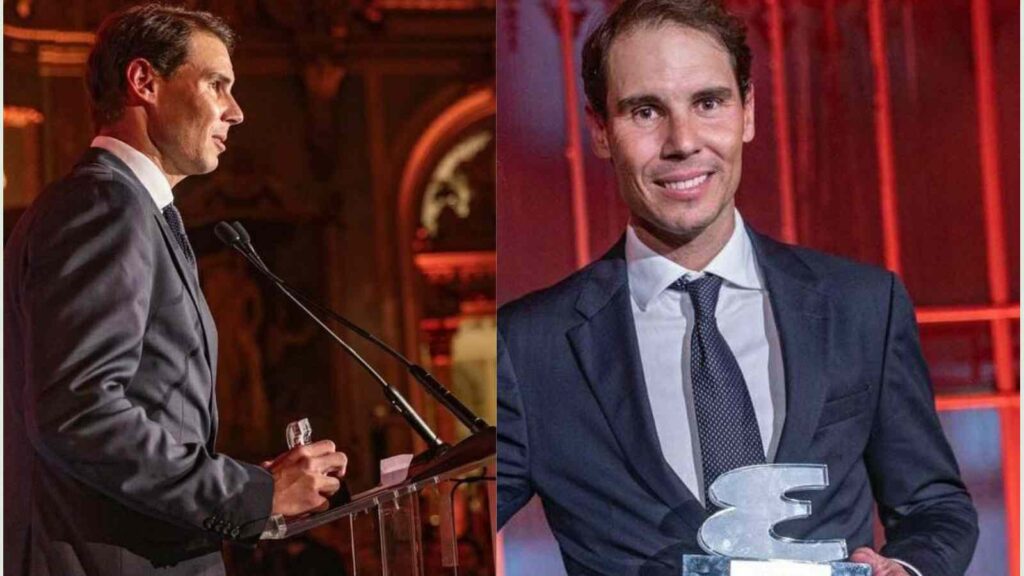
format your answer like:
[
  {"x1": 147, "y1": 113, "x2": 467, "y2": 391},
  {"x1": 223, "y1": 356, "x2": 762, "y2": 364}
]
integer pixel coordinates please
[
  {"x1": 5, "y1": 149, "x2": 273, "y2": 576},
  {"x1": 497, "y1": 229, "x2": 977, "y2": 576}
]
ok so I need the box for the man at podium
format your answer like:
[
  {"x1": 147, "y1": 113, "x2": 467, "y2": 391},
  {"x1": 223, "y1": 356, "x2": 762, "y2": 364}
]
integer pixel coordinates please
[
  {"x1": 4, "y1": 5, "x2": 347, "y2": 575},
  {"x1": 497, "y1": 1, "x2": 978, "y2": 575}
]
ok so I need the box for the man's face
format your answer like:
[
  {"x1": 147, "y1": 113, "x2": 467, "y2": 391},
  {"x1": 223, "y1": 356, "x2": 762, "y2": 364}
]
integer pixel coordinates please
[
  {"x1": 589, "y1": 23, "x2": 754, "y2": 246},
  {"x1": 150, "y1": 32, "x2": 242, "y2": 177}
]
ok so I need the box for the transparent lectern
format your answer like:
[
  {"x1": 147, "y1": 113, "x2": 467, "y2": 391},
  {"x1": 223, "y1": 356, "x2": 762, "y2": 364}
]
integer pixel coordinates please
[{"x1": 264, "y1": 428, "x2": 496, "y2": 575}]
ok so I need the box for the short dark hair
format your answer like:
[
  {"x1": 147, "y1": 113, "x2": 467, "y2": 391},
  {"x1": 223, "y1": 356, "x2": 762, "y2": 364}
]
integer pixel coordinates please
[
  {"x1": 86, "y1": 3, "x2": 237, "y2": 127},
  {"x1": 581, "y1": 0, "x2": 752, "y2": 118}
]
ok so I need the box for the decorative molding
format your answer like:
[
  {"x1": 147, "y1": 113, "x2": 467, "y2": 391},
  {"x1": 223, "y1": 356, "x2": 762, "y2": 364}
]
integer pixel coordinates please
[
  {"x1": 418, "y1": 316, "x2": 460, "y2": 366},
  {"x1": 38, "y1": 45, "x2": 89, "y2": 66},
  {"x1": 414, "y1": 250, "x2": 495, "y2": 321},
  {"x1": 373, "y1": 0, "x2": 494, "y2": 10},
  {"x1": 3, "y1": 106, "x2": 44, "y2": 127},
  {"x1": 419, "y1": 130, "x2": 492, "y2": 238},
  {"x1": 398, "y1": 85, "x2": 495, "y2": 226},
  {"x1": 398, "y1": 86, "x2": 495, "y2": 351},
  {"x1": 414, "y1": 250, "x2": 495, "y2": 284},
  {"x1": 3, "y1": 0, "x2": 492, "y2": 45},
  {"x1": 3, "y1": 24, "x2": 94, "y2": 44}
]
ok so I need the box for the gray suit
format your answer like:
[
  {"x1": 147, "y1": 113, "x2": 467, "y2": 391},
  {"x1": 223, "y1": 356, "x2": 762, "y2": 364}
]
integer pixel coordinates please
[{"x1": 5, "y1": 148, "x2": 274, "y2": 575}]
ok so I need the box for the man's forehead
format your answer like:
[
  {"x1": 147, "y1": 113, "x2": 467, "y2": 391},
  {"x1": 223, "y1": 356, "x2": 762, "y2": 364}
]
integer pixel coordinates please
[
  {"x1": 182, "y1": 31, "x2": 234, "y2": 76},
  {"x1": 606, "y1": 23, "x2": 735, "y2": 93}
]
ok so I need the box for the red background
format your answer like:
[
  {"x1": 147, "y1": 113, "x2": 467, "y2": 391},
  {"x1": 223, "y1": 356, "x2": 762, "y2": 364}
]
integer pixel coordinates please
[{"x1": 496, "y1": 1, "x2": 1020, "y2": 575}]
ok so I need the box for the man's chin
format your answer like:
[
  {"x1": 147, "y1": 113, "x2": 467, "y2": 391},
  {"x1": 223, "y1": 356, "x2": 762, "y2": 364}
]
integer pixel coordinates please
[
  {"x1": 193, "y1": 157, "x2": 219, "y2": 175},
  {"x1": 634, "y1": 209, "x2": 731, "y2": 248}
]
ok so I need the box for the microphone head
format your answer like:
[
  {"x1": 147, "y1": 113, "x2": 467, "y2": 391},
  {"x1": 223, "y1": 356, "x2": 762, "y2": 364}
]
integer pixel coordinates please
[
  {"x1": 231, "y1": 221, "x2": 252, "y2": 245},
  {"x1": 214, "y1": 221, "x2": 242, "y2": 247}
]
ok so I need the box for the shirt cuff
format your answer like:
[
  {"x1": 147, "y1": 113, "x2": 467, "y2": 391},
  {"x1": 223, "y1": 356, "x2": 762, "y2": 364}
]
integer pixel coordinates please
[{"x1": 892, "y1": 558, "x2": 923, "y2": 576}]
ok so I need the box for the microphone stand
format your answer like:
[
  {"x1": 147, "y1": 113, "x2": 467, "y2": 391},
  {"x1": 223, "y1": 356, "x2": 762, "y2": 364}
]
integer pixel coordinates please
[
  {"x1": 230, "y1": 222, "x2": 489, "y2": 436},
  {"x1": 215, "y1": 223, "x2": 449, "y2": 467}
]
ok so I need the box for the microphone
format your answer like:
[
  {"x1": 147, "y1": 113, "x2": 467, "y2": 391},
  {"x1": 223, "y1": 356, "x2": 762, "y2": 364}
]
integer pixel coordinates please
[
  {"x1": 232, "y1": 221, "x2": 251, "y2": 244},
  {"x1": 230, "y1": 221, "x2": 274, "y2": 273},
  {"x1": 213, "y1": 220, "x2": 241, "y2": 246},
  {"x1": 226, "y1": 221, "x2": 490, "y2": 436},
  {"x1": 215, "y1": 221, "x2": 447, "y2": 453}
]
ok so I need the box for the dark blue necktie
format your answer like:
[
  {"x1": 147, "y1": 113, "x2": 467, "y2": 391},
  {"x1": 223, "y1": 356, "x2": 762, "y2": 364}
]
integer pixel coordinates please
[
  {"x1": 162, "y1": 203, "x2": 197, "y2": 272},
  {"x1": 671, "y1": 274, "x2": 765, "y2": 508}
]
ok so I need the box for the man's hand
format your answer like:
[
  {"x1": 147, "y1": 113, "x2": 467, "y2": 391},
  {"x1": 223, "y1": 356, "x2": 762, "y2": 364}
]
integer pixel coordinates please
[
  {"x1": 264, "y1": 439, "x2": 348, "y2": 517},
  {"x1": 850, "y1": 547, "x2": 911, "y2": 576}
]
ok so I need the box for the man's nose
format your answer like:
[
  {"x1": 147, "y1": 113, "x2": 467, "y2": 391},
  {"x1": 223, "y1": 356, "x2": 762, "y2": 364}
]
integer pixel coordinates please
[
  {"x1": 661, "y1": 113, "x2": 700, "y2": 159},
  {"x1": 224, "y1": 93, "x2": 244, "y2": 126}
]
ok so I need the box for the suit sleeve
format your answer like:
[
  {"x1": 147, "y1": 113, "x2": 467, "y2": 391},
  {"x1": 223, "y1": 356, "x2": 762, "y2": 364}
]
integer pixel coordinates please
[
  {"x1": 865, "y1": 275, "x2": 979, "y2": 576},
  {"x1": 497, "y1": 329, "x2": 535, "y2": 528},
  {"x1": 18, "y1": 179, "x2": 273, "y2": 540}
]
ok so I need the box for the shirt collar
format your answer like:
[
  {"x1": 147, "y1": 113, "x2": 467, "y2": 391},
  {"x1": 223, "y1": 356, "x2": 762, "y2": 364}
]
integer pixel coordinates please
[
  {"x1": 90, "y1": 135, "x2": 174, "y2": 210},
  {"x1": 626, "y1": 209, "x2": 763, "y2": 311}
]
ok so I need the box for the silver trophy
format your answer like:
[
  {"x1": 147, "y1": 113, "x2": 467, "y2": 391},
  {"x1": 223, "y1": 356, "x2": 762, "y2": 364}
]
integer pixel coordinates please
[{"x1": 682, "y1": 464, "x2": 871, "y2": 576}]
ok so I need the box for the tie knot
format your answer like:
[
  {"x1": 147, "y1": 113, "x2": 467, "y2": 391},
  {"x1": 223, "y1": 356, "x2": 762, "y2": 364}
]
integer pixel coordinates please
[
  {"x1": 163, "y1": 203, "x2": 184, "y2": 227},
  {"x1": 671, "y1": 274, "x2": 722, "y2": 318},
  {"x1": 162, "y1": 203, "x2": 195, "y2": 267}
]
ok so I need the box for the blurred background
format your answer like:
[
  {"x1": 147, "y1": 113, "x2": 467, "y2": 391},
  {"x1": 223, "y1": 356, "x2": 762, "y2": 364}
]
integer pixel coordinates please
[
  {"x1": 5, "y1": 0, "x2": 496, "y2": 574},
  {"x1": 497, "y1": 0, "x2": 1018, "y2": 575}
]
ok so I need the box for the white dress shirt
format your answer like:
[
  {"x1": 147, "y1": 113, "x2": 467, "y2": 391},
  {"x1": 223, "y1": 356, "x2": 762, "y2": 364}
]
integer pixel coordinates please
[
  {"x1": 91, "y1": 136, "x2": 174, "y2": 210},
  {"x1": 626, "y1": 212, "x2": 924, "y2": 575},
  {"x1": 627, "y1": 210, "x2": 786, "y2": 505}
]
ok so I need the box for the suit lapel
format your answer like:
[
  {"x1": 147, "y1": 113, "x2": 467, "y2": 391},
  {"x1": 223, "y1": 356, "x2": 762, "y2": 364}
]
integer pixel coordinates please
[
  {"x1": 748, "y1": 230, "x2": 831, "y2": 463},
  {"x1": 567, "y1": 242, "x2": 706, "y2": 533},
  {"x1": 194, "y1": 287, "x2": 220, "y2": 446},
  {"x1": 87, "y1": 149, "x2": 218, "y2": 387},
  {"x1": 151, "y1": 211, "x2": 218, "y2": 393}
]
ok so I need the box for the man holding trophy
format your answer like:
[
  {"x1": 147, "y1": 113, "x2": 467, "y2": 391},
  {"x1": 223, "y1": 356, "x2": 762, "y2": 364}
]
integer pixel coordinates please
[{"x1": 496, "y1": 0, "x2": 978, "y2": 574}]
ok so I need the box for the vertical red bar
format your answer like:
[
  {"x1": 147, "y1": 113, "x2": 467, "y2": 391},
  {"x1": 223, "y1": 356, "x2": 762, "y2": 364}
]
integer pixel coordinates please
[
  {"x1": 970, "y1": 0, "x2": 1018, "y2": 572},
  {"x1": 765, "y1": 0, "x2": 797, "y2": 243},
  {"x1": 970, "y1": 0, "x2": 1014, "y2": 390},
  {"x1": 495, "y1": 529, "x2": 506, "y2": 576},
  {"x1": 866, "y1": 0, "x2": 902, "y2": 275},
  {"x1": 558, "y1": 0, "x2": 591, "y2": 269},
  {"x1": 793, "y1": 8, "x2": 814, "y2": 244}
]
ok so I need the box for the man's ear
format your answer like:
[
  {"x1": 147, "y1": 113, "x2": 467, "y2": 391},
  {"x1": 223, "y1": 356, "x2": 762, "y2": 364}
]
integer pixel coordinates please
[
  {"x1": 124, "y1": 58, "x2": 159, "y2": 106},
  {"x1": 585, "y1": 105, "x2": 612, "y2": 159},
  {"x1": 742, "y1": 83, "x2": 755, "y2": 143}
]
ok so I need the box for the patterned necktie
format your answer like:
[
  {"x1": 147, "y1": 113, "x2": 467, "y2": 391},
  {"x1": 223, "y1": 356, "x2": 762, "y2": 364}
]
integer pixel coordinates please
[
  {"x1": 671, "y1": 274, "x2": 765, "y2": 508},
  {"x1": 162, "y1": 204, "x2": 197, "y2": 271}
]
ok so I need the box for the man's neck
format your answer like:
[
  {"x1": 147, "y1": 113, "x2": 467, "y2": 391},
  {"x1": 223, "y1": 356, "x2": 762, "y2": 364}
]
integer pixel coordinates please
[
  {"x1": 632, "y1": 209, "x2": 735, "y2": 271},
  {"x1": 97, "y1": 125, "x2": 185, "y2": 188}
]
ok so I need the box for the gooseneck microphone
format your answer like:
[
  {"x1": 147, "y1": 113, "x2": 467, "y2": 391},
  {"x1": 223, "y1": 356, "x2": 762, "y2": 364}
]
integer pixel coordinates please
[
  {"x1": 214, "y1": 221, "x2": 447, "y2": 453},
  {"x1": 217, "y1": 221, "x2": 490, "y2": 436}
]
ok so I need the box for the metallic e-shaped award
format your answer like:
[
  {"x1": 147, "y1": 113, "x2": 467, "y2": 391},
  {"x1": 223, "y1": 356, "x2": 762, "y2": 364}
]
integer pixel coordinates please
[{"x1": 682, "y1": 464, "x2": 871, "y2": 576}]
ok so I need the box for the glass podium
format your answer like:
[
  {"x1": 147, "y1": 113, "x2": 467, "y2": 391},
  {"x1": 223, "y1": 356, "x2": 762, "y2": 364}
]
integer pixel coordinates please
[{"x1": 265, "y1": 428, "x2": 495, "y2": 575}]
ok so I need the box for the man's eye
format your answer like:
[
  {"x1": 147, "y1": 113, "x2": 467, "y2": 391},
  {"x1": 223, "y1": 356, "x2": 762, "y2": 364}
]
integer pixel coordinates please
[
  {"x1": 210, "y1": 81, "x2": 222, "y2": 91},
  {"x1": 696, "y1": 97, "x2": 723, "y2": 111},
  {"x1": 631, "y1": 106, "x2": 660, "y2": 123}
]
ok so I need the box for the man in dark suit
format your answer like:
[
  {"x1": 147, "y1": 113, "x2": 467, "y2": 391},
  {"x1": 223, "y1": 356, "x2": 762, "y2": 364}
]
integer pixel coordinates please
[
  {"x1": 5, "y1": 5, "x2": 347, "y2": 575},
  {"x1": 497, "y1": 1, "x2": 978, "y2": 575}
]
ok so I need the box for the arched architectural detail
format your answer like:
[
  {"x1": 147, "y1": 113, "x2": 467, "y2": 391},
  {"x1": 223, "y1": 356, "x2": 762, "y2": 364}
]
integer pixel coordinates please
[{"x1": 396, "y1": 85, "x2": 495, "y2": 445}]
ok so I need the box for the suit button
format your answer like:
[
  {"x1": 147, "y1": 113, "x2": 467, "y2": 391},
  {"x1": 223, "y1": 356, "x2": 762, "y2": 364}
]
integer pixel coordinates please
[{"x1": 230, "y1": 527, "x2": 241, "y2": 538}]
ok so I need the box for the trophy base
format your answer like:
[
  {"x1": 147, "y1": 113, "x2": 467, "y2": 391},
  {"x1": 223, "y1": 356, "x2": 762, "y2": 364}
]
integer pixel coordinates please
[{"x1": 683, "y1": 555, "x2": 871, "y2": 576}]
